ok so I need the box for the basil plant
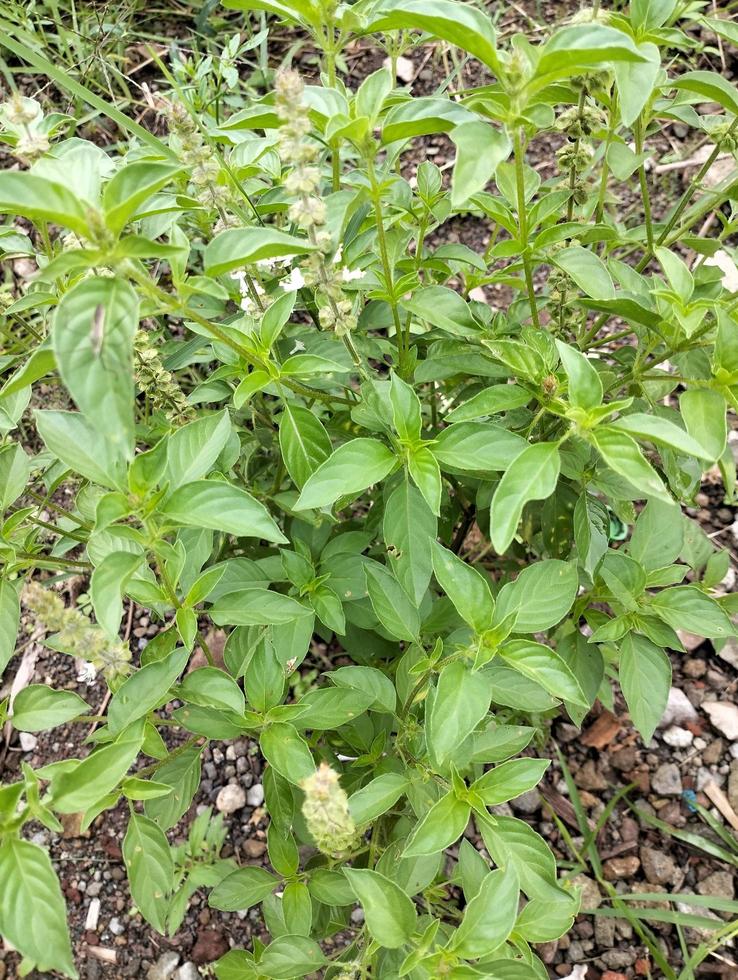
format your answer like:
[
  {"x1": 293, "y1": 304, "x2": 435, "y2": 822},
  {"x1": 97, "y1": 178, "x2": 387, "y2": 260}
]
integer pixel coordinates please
[{"x1": 0, "y1": 0, "x2": 736, "y2": 976}]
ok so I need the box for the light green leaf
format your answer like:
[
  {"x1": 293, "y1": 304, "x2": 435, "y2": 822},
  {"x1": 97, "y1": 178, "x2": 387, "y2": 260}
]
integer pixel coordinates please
[
  {"x1": 499, "y1": 639, "x2": 587, "y2": 706},
  {"x1": 555, "y1": 340, "x2": 603, "y2": 410},
  {"x1": 592, "y1": 426, "x2": 671, "y2": 502},
  {"x1": 90, "y1": 551, "x2": 142, "y2": 638},
  {"x1": 448, "y1": 868, "x2": 519, "y2": 958},
  {"x1": 348, "y1": 773, "x2": 410, "y2": 825},
  {"x1": 108, "y1": 648, "x2": 189, "y2": 735},
  {"x1": 344, "y1": 868, "x2": 417, "y2": 949},
  {"x1": 210, "y1": 589, "x2": 311, "y2": 626},
  {"x1": 364, "y1": 560, "x2": 420, "y2": 642},
  {"x1": 204, "y1": 228, "x2": 314, "y2": 276},
  {"x1": 279, "y1": 402, "x2": 332, "y2": 489},
  {"x1": 0, "y1": 578, "x2": 20, "y2": 676},
  {"x1": 431, "y1": 541, "x2": 495, "y2": 632},
  {"x1": 649, "y1": 586, "x2": 733, "y2": 639},
  {"x1": 11, "y1": 685, "x2": 87, "y2": 732},
  {"x1": 52, "y1": 276, "x2": 138, "y2": 456},
  {"x1": 680, "y1": 389, "x2": 727, "y2": 462},
  {"x1": 384, "y1": 481, "x2": 437, "y2": 606},
  {"x1": 0, "y1": 171, "x2": 89, "y2": 235},
  {"x1": 260, "y1": 723, "x2": 315, "y2": 784},
  {"x1": 490, "y1": 443, "x2": 560, "y2": 553},
  {"x1": 123, "y1": 812, "x2": 174, "y2": 933},
  {"x1": 102, "y1": 161, "x2": 182, "y2": 234},
  {"x1": 494, "y1": 560, "x2": 579, "y2": 633},
  {"x1": 428, "y1": 661, "x2": 492, "y2": 769},
  {"x1": 554, "y1": 246, "x2": 614, "y2": 301},
  {"x1": 35, "y1": 409, "x2": 126, "y2": 489},
  {"x1": 472, "y1": 758, "x2": 549, "y2": 806},
  {"x1": 0, "y1": 837, "x2": 76, "y2": 978},
  {"x1": 0, "y1": 442, "x2": 30, "y2": 512},
  {"x1": 619, "y1": 633, "x2": 670, "y2": 742},
  {"x1": 404, "y1": 791, "x2": 470, "y2": 857},
  {"x1": 672, "y1": 70, "x2": 738, "y2": 116},
  {"x1": 165, "y1": 410, "x2": 232, "y2": 489},
  {"x1": 161, "y1": 480, "x2": 286, "y2": 542},
  {"x1": 209, "y1": 867, "x2": 278, "y2": 911},
  {"x1": 295, "y1": 438, "x2": 396, "y2": 511},
  {"x1": 450, "y1": 122, "x2": 511, "y2": 208}
]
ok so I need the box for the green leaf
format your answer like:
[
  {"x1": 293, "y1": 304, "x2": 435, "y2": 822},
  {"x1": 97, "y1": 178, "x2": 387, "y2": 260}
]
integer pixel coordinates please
[
  {"x1": 534, "y1": 24, "x2": 648, "y2": 89},
  {"x1": 610, "y1": 412, "x2": 712, "y2": 462},
  {"x1": 448, "y1": 868, "x2": 519, "y2": 958},
  {"x1": 51, "y1": 724, "x2": 143, "y2": 813},
  {"x1": 102, "y1": 161, "x2": 182, "y2": 234},
  {"x1": 0, "y1": 578, "x2": 20, "y2": 677},
  {"x1": 90, "y1": 551, "x2": 142, "y2": 638},
  {"x1": 649, "y1": 586, "x2": 733, "y2": 639},
  {"x1": 0, "y1": 837, "x2": 76, "y2": 978},
  {"x1": 123, "y1": 812, "x2": 174, "y2": 933},
  {"x1": 204, "y1": 228, "x2": 314, "y2": 276},
  {"x1": 479, "y1": 815, "x2": 558, "y2": 900},
  {"x1": 260, "y1": 723, "x2": 315, "y2": 784},
  {"x1": 592, "y1": 426, "x2": 671, "y2": 502},
  {"x1": 382, "y1": 97, "x2": 476, "y2": 143},
  {"x1": 404, "y1": 791, "x2": 470, "y2": 857},
  {"x1": 108, "y1": 648, "x2": 189, "y2": 735},
  {"x1": 401, "y1": 285, "x2": 478, "y2": 336},
  {"x1": 368, "y1": 0, "x2": 499, "y2": 72},
  {"x1": 628, "y1": 500, "x2": 684, "y2": 571},
  {"x1": 680, "y1": 389, "x2": 727, "y2": 462},
  {"x1": 499, "y1": 639, "x2": 587, "y2": 706},
  {"x1": 210, "y1": 589, "x2": 311, "y2": 627},
  {"x1": 573, "y1": 494, "x2": 609, "y2": 577},
  {"x1": 446, "y1": 384, "x2": 531, "y2": 422},
  {"x1": 672, "y1": 70, "x2": 738, "y2": 116},
  {"x1": 35, "y1": 409, "x2": 126, "y2": 489},
  {"x1": 294, "y1": 438, "x2": 396, "y2": 511},
  {"x1": 555, "y1": 340, "x2": 603, "y2": 410},
  {"x1": 364, "y1": 561, "x2": 420, "y2": 642},
  {"x1": 52, "y1": 276, "x2": 138, "y2": 456},
  {"x1": 145, "y1": 744, "x2": 202, "y2": 829},
  {"x1": 259, "y1": 936, "x2": 328, "y2": 979},
  {"x1": 472, "y1": 758, "x2": 549, "y2": 806},
  {"x1": 407, "y1": 445, "x2": 442, "y2": 516},
  {"x1": 384, "y1": 480, "x2": 436, "y2": 606},
  {"x1": 450, "y1": 122, "x2": 511, "y2": 208},
  {"x1": 328, "y1": 664, "x2": 397, "y2": 713},
  {"x1": 490, "y1": 443, "x2": 560, "y2": 553},
  {"x1": 619, "y1": 633, "x2": 671, "y2": 742},
  {"x1": 0, "y1": 442, "x2": 30, "y2": 512},
  {"x1": 344, "y1": 868, "x2": 417, "y2": 949},
  {"x1": 179, "y1": 667, "x2": 245, "y2": 715},
  {"x1": 431, "y1": 541, "x2": 495, "y2": 632},
  {"x1": 165, "y1": 410, "x2": 232, "y2": 489},
  {"x1": 554, "y1": 246, "x2": 614, "y2": 301},
  {"x1": 209, "y1": 867, "x2": 278, "y2": 911},
  {"x1": 161, "y1": 480, "x2": 286, "y2": 542},
  {"x1": 614, "y1": 41, "x2": 660, "y2": 127},
  {"x1": 494, "y1": 560, "x2": 579, "y2": 633},
  {"x1": 279, "y1": 403, "x2": 332, "y2": 489},
  {"x1": 0, "y1": 171, "x2": 89, "y2": 235},
  {"x1": 432, "y1": 421, "x2": 526, "y2": 472},
  {"x1": 428, "y1": 661, "x2": 492, "y2": 769},
  {"x1": 11, "y1": 685, "x2": 87, "y2": 732},
  {"x1": 348, "y1": 773, "x2": 410, "y2": 825}
]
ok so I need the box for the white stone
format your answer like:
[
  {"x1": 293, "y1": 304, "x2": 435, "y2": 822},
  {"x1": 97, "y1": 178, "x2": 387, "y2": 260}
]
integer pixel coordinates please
[
  {"x1": 19, "y1": 732, "x2": 37, "y2": 752},
  {"x1": 717, "y1": 637, "x2": 738, "y2": 671},
  {"x1": 85, "y1": 897, "x2": 100, "y2": 932},
  {"x1": 662, "y1": 726, "x2": 693, "y2": 748},
  {"x1": 215, "y1": 783, "x2": 246, "y2": 815},
  {"x1": 703, "y1": 701, "x2": 738, "y2": 740},
  {"x1": 659, "y1": 688, "x2": 698, "y2": 728},
  {"x1": 246, "y1": 783, "x2": 264, "y2": 807},
  {"x1": 175, "y1": 964, "x2": 201, "y2": 980},
  {"x1": 383, "y1": 55, "x2": 414, "y2": 83},
  {"x1": 562, "y1": 967, "x2": 589, "y2": 979}
]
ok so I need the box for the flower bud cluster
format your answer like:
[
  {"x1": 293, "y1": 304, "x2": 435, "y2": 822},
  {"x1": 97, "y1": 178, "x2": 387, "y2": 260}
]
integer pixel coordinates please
[
  {"x1": 23, "y1": 581, "x2": 131, "y2": 682},
  {"x1": 160, "y1": 98, "x2": 231, "y2": 210},
  {"x1": 275, "y1": 70, "x2": 360, "y2": 337},
  {"x1": 134, "y1": 330, "x2": 194, "y2": 422},
  {"x1": 300, "y1": 762, "x2": 358, "y2": 857},
  {"x1": 556, "y1": 104, "x2": 605, "y2": 140},
  {"x1": 1, "y1": 94, "x2": 50, "y2": 162}
]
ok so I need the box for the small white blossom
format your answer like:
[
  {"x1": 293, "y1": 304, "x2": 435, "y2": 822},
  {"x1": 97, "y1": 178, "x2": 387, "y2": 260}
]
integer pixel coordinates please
[
  {"x1": 289, "y1": 340, "x2": 306, "y2": 354},
  {"x1": 281, "y1": 266, "x2": 305, "y2": 292},
  {"x1": 341, "y1": 267, "x2": 363, "y2": 283}
]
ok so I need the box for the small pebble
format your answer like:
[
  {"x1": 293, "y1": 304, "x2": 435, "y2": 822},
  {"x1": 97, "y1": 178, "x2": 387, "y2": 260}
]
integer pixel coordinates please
[
  {"x1": 246, "y1": 784, "x2": 264, "y2": 807},
  {"x1": 215, "y1": 783, "x2": 246, "y2": 815},
  {"x1": 662, "y1": 726, "x2": 693, "y2": 748}
]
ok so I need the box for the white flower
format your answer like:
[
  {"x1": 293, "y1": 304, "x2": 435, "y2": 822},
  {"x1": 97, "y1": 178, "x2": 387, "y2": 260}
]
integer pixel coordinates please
[
  {"x1": 77, "y1": 661, "x2": 98, "y2": 684},
  {"x1": 332, "y1": 245, "x2": 343, "y2": 265},
  {"x1": 289, "y1": 340, "x2": 306, "y2": 354},
  {"x1": 281, "y1": 266, "x2": 305, "y2": 292},
  {"x1": 341, "y1": 266, "x2": 363, "y2": 283}
]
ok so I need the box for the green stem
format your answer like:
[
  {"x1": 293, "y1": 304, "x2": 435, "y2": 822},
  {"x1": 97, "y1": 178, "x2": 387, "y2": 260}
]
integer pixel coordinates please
[
  {"x1": 634, "y1": 115, "x2": 654, "y2": 254},
  {"x1": 513, "y1": 126, "x2": 540, "y2": 329},
  {"x1": 367, "y1": 158, "x2": 409, "y2": 374}
]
